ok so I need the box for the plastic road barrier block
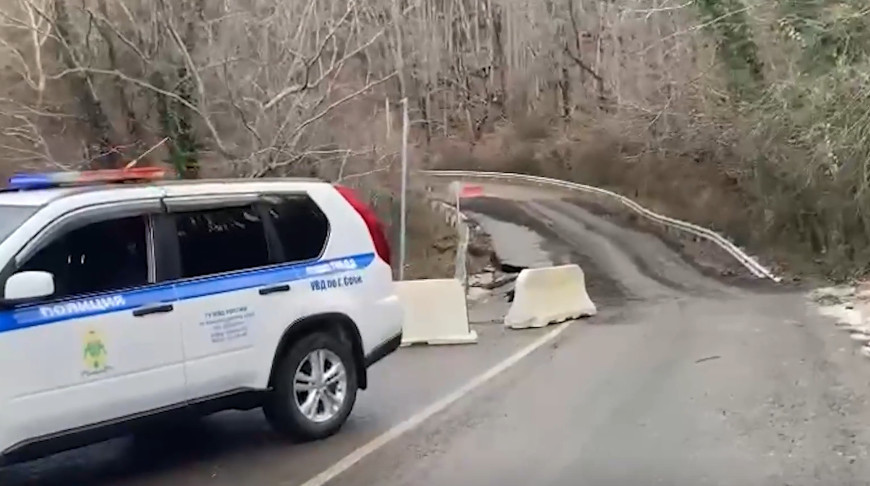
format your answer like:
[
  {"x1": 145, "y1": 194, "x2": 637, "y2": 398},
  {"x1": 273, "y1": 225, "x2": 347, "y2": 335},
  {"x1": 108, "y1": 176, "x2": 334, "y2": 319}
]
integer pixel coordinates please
[
  {"x1": 396, "y1": 279, "x2": 478, "y2": 346},
  {"x1": 505, "y1": 264, "x2": 597, "y2": 329}
]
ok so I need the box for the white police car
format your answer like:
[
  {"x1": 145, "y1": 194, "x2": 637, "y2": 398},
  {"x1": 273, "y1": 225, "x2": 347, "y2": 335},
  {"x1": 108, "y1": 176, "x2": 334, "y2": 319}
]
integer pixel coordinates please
[{"x1": 0, "y1": 168, "x2": 403, "y2": 464}]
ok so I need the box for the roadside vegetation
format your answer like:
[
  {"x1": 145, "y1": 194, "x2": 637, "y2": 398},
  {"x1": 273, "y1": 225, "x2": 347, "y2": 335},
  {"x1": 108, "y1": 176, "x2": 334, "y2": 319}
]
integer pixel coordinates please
[{"x1": 0, "y1": 0, "x2": 868, "y2": 279}]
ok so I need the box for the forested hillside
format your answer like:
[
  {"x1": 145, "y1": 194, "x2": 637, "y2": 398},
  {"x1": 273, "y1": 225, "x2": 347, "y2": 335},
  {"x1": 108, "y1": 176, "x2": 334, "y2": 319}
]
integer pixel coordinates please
[{"x1": 1, "y1": 0, "x2": 868, "y2": 277}]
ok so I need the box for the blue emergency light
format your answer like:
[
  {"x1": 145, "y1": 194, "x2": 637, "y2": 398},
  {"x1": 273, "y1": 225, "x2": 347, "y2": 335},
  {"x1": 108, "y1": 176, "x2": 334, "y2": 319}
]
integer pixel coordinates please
[{"x1": 7, "y1": 167, "x2": 166, "y2": 190}]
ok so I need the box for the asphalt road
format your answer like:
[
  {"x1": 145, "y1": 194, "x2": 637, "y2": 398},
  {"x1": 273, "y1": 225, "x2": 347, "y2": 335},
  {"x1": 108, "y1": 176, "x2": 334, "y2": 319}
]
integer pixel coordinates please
[
  {"x1": 347, "y1": 193, "x2": 870, "y2": 486},
  {"x1": 332, "y1": 293, "x2": 870, "y2": 486},
  {"x1": 0, "y1": 323, "x2": 551, "y2": 485},
  {"x1": 6, "y1": 187, "x2": 870, "y2": 485}
]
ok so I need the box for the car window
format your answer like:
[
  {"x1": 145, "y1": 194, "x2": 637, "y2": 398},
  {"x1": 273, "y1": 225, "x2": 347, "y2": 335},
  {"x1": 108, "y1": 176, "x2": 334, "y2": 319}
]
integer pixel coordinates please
[
  {"x1": 0, "y1": 205, "x2": 38, "y2": 245},
  {"x1": 17, "y1": 215, "x2": 150, "y2": 300},
  {"x1": 263, "y1": 195, "x2": 329, "y2": 263},
  {"x1": 174, "y1": 205, "x2": 270, "y2": 278}
]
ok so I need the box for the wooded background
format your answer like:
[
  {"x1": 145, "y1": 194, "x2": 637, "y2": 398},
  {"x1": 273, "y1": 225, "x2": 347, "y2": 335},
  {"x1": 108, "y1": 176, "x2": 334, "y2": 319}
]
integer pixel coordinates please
[{"x1": 2, "y1": 0, "x2": 869, "y2": 277}]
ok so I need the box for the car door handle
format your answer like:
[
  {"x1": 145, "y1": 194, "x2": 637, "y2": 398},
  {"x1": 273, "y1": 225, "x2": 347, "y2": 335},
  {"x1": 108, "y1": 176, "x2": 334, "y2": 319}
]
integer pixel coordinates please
[
  {"x1": 133, "y1": 303, "x2": 174, "y2": 317},
  {"x1": 259, "y1": 284, "x2": 290, "y2": 296}
]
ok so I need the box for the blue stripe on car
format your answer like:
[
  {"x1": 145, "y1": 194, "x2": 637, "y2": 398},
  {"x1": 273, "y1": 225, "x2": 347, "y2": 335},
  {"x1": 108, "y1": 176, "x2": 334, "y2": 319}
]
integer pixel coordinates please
[{"x1": 0, "y1": 252, "x2": 375, "y2": 334}]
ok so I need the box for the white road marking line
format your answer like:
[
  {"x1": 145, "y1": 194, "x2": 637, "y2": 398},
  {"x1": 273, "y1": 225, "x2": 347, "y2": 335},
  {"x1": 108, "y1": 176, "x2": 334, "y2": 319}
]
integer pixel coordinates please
[{"x1": 295, "y1": 321, "x2": 572, "y2": 486}]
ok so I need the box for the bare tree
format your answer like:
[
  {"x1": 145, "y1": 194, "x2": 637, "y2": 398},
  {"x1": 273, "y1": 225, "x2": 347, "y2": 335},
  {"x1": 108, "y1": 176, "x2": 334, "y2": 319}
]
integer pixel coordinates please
[{"x1": 0, "y1": 0, "x2": 722, "y2": 178}]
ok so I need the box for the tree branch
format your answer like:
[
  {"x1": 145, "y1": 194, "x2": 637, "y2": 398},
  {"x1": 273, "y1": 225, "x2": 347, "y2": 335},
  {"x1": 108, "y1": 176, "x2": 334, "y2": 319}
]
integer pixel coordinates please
[
  {"x1": 263, "y1": 1, "x2": 358, "y2": 111},
  {"x1": 48, "y1": 67, "x2": 234, "y2": 157},
  {"x1": 255, "y1": 72, "x2": 397, "y2": 176}
]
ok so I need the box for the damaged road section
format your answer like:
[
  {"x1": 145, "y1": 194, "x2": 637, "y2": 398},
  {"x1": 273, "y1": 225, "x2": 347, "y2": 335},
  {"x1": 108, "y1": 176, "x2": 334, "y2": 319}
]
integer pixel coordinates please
[{"x1": 460, "y1": 195, "x2": 744, "y2": 307}]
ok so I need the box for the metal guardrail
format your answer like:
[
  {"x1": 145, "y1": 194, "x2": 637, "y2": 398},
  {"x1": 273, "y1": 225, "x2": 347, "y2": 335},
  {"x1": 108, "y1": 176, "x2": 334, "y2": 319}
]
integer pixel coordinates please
[{"x1": 422, "y1": 170, "x2": 780, "y2": 282}]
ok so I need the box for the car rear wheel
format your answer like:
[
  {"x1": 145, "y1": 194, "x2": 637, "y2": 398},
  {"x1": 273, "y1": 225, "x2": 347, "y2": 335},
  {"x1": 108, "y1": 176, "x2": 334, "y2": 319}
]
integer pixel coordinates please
[{"x1": 264, "y1": 332, "x2": 358, "y2": 441}]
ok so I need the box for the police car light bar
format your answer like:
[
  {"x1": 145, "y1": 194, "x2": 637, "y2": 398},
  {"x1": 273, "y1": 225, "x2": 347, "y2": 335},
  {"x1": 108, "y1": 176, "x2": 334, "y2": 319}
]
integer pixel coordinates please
[{"x1": 7, "y1": 167, "x2": 167, "y2": 190}]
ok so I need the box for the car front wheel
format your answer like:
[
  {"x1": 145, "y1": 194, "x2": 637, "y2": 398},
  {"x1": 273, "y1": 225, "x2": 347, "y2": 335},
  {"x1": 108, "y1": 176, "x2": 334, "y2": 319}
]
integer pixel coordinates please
[{"x1": 264, "y1": 332, "x2": 358, "y2": 441}]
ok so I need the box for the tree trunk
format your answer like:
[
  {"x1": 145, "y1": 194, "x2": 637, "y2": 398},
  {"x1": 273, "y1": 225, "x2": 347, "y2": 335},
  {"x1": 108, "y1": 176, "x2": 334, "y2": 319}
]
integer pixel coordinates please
[{"x1": 53, "y1": 0, "x2": 117, "y2": 168}]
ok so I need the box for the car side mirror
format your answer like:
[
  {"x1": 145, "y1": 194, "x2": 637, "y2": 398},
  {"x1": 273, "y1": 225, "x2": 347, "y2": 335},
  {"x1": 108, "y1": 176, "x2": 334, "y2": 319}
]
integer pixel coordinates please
[{"x1": 4, "y1": 271, "x2": 55, "y2": 303}]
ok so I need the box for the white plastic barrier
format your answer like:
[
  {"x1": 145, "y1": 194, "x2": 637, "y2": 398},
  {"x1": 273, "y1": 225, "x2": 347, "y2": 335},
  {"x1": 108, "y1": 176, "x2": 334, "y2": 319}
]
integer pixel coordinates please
[
  {"x1": 505, "y1": 265, "x2": 597, "y2": 329},
  {"x1": 396, "y1": 279, "x2": 478, "y2": 345}
]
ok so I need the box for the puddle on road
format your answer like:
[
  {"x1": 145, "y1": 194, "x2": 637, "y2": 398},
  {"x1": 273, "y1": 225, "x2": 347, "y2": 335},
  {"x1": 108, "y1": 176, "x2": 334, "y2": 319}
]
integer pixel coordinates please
[{"x1": 464, "y1": 210, "x2": 553, "y2": 270}]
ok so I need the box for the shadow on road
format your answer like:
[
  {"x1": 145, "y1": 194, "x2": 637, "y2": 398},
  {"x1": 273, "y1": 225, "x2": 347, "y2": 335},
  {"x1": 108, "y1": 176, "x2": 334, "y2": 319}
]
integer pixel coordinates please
[{"x1": 0, "y1": 411, "x2": 295, "y2": 485}]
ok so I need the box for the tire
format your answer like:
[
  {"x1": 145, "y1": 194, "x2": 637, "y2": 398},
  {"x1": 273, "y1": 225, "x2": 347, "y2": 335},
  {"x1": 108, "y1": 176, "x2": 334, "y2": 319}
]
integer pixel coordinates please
[{"x1": 264, "y1": 332, "x2": 358, "y2": 441}]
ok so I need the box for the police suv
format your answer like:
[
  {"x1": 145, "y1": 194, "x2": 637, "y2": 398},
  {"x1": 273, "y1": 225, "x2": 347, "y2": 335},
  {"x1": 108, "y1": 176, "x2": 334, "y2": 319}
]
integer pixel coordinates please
[{"x1": 0, "y1": 168, "x2": 403, "y2": 464}]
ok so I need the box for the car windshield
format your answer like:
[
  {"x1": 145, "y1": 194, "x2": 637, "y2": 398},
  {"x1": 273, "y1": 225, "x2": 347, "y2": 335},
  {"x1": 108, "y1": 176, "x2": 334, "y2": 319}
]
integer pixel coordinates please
[{"x1": 0, "y1": 205, "x2": 37, "y2": 245}]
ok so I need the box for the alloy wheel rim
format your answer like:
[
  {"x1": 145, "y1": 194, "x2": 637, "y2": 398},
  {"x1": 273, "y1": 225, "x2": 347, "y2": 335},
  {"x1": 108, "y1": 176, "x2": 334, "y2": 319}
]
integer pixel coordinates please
[{"x1": 293, "y1": 348, "x2": 348, "y2": 423}]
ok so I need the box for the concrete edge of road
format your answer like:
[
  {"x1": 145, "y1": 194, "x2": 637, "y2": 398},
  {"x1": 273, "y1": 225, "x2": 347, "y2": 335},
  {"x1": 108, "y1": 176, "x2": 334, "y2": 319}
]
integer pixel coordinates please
[
  {"x1": 505, "y1": 264, "x2": 597, "y2": 329},
  {"x1": 425, "y1": 197, "x2": 474, "y2": 284},
  {"x1": 427, "y1": 198, "x2": 470, "y2": 228},
  {"x1": 422, "y1": 170, "x2": 780, "y2": 283}
]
